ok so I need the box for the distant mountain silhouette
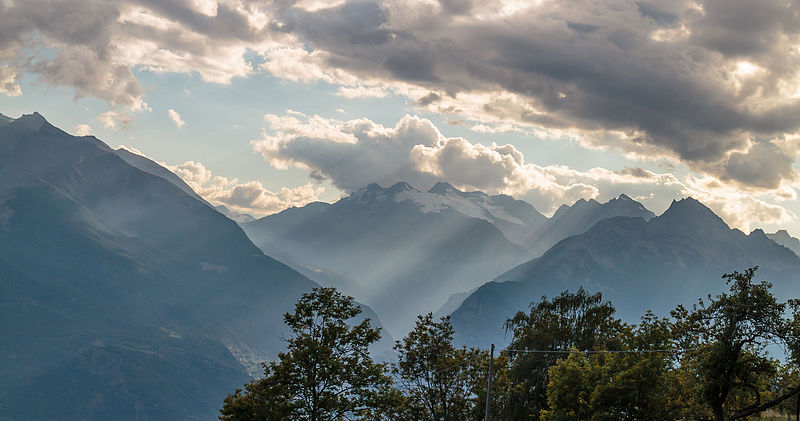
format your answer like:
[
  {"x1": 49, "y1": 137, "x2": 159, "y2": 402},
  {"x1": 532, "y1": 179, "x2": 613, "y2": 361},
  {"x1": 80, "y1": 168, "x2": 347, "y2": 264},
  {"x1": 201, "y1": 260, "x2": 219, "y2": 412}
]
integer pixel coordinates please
[
  {"x1": 0, "y1": 113, "x2": 327, "y2": 420},
  {"x1": 524, "y1": 194, "x2": 655, "y2": 256},
  {"x1": 767, "y1": 229, "x2": 800, "y2": 256},
  {"x1": 450, "y1": 197, "x2": 800, "y2": 348},
  {"x1": 243, "y1": 181, "x2": 532, "y2": 335}
]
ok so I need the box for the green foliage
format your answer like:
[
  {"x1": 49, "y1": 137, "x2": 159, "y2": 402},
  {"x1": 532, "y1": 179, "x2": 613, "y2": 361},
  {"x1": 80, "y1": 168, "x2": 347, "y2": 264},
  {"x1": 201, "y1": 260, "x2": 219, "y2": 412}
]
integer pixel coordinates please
[
  {"x1": 542, "y1": 313, "x2": 683, "y2": 421},
  {"x1": 469, "y1": 351, "x2": 516, "y2": 421},
  {"x1": 672, "y1": 267, "x2": 798, "y2": 421},
  {"x1": 220, "y1": 287, "x2": 399, "y2": 421},
  {"x1": 502, "y1": 287, "x2": 625, "y2": 419},
  {"x1": 392, "y1": 313, "x2": 484, "y2": 421},
  {"x1": 220, "y1": 364, "x2": 296, "y2": 420}
]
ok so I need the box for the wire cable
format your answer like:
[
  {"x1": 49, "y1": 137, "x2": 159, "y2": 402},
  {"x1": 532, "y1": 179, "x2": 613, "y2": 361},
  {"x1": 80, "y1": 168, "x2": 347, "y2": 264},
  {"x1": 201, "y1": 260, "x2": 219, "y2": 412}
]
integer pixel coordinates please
[{"x1": 503, "y1": 347, "x2": 695, "y2": 354}]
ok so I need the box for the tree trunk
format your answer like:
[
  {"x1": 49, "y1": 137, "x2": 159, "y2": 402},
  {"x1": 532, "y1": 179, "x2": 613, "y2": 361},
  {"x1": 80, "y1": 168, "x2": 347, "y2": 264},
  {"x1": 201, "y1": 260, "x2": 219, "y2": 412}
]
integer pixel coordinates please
[{"x1": 713, "y1": 404, "x2": 725, "y2": 421}]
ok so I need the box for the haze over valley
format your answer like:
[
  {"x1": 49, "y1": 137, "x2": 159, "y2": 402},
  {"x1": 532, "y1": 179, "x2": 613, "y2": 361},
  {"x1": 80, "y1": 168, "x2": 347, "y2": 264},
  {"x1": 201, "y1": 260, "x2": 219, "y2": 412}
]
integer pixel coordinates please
[{"x1": 4, "y1": 0, "x2": 800, "y2": 418}]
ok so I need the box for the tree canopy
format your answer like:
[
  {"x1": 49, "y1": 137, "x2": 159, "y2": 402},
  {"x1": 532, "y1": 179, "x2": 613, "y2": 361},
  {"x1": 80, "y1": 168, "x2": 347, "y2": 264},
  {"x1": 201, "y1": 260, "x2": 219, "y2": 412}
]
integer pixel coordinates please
[
  {"x1": 502, "y1": 287, "x2": 625, "y2": 419},
  {"x1": 221, "y1": 268, "x2": 800, "y2": 420},
  {"x1": 220, "y1": 287, "x2": 398, "y2": 421}
]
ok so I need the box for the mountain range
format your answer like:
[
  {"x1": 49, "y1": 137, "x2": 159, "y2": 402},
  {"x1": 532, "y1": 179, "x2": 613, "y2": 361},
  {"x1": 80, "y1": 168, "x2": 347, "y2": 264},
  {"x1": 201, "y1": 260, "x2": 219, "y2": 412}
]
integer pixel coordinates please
[
  {"x1": 243, "y1": 181, "x2": 670, "y2": 336},
  {"x1": 449, "y1": 197, "x2": 800, "y2": 348}
]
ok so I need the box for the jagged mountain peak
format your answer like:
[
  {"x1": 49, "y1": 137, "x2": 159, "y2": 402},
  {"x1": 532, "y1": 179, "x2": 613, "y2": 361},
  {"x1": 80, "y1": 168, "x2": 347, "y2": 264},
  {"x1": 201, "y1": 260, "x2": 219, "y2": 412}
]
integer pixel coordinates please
[
  {"x1": 651, "y1": 197, "x2": 731, "y2": 238},
  {"x1": 12, "y1": 111, "x2": 49, "y2": 131},
  {"x1": 359, "y1": 181, "x2": 417, "y2": 193},
  {"x1": 551, "y1": 203, "x2": 572, "y2": 219},
  {"x1": 525, "y1": 193, "x2": 654, "y2": 256},
  {"x1": 773, "y1": 229, "x2": 791, "y2": 236},
  {"x1": 667, "y1": 196, "x2": 704, "y2": 208},
  {"x1": 429, "y1": 181, "x2": 458, "y2": 195},
  {"x1": 767, "y1": 229, "x2": 800, "y2": 256},
  {"x1": 348, "y1": 181, "x2": 420, "y2": 204},
  {"x1": 606, "y1": 193, "x2": 650, "y2": 213},
  {"x1": 388, "y1": 181, "x2": 415, "y2": 193},
  {"x1": 552, "y1": 194, "x2": 651, "y2": 221},
  {"x1": 659, "y1": 197, "x2": 725, "y2": 225}
]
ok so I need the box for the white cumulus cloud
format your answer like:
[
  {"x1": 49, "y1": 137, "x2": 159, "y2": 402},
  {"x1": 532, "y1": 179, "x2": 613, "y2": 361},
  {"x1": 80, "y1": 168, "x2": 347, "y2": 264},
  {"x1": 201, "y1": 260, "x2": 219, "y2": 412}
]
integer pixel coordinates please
[
  {"x1": 167, "y1": 109, "x2": 185, "y2": 128},
  {"x1": 73, "y1": 124, "x2": 92, "y2": 136},
  {"x1": 166, "y1": 160, "x2": 323, "y2": 216},
  {"x1": 98, "y1": 110, "x2": 132, "y2": 130}
]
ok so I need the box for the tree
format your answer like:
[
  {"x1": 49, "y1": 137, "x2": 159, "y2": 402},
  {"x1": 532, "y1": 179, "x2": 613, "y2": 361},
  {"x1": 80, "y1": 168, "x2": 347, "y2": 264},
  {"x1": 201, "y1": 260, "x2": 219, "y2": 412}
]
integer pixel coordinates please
[
  {"x1": 392, "y1": 313, "x2": 483, "y2": 420},
  {"x1": 542, "y1": 312, "x2": 683, "y2": 421},
  {"x1": 502, "y1": 288, "x2": 625, "y2": 419},
  {"x1": 220, "y1": 287, "x2": 399, "y2": 421},
  {"x1": 469, "y1": 351, "x2": 516, "y2": 421},
  {"x1": 672, "y1": 267, "x2": 800, "y2": 421}
]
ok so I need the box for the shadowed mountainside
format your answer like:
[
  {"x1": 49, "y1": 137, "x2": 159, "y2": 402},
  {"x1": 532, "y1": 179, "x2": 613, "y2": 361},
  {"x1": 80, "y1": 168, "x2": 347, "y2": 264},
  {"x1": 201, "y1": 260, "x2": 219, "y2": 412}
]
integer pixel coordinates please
[
  {"x1": 451, "y1": 197, "x2": 800, "y2": 348},
  {"x1": 0, "y1": 113, "x2": 323, "y2": 420}
]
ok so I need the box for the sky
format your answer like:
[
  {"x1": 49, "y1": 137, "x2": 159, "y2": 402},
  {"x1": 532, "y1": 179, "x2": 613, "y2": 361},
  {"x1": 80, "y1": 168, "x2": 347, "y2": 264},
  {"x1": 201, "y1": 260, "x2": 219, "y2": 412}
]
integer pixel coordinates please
[{"x1": 2, "y1": 0, "x2": 800, "y2": 236}]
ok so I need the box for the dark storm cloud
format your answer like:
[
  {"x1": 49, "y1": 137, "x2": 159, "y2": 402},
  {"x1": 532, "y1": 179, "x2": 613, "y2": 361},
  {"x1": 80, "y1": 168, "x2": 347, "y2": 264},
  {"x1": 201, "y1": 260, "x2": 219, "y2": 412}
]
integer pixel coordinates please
[
  {"x1": 690, "y1": 0, "x2": 800, "y2": 58},
  {"x1": 272, "y1": 0, "x2": 800, "y2": 188},
  {"x1": 417, "y1": 92, "x2": 441, "y2": 106},
  {"x1": 438, "y1": 0, "x2": 472, "y2": 16},
  {"x1": 723, "y1": 140, "x2": 796, "y2": 189}
]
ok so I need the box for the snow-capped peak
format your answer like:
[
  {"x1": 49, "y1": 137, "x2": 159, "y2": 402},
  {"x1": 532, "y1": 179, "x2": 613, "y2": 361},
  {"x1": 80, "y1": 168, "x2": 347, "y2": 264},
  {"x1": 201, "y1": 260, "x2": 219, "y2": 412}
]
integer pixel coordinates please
[{"x1": 395, "y1": 183, "x2": 529, "y2": 227}]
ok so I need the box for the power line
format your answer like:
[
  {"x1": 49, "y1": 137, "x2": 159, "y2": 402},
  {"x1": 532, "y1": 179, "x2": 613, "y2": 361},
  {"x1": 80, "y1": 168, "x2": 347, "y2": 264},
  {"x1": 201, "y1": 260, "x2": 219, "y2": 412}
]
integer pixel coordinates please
[
  {"x1": 432, "y1": 357, "x2": 474, "y2": 375},
  {"x1": 503, "y1": 347, "x2": 695, "y2": 354},
  {"x1": 405, "y1": 347, "x2": 693, "y2": 378}
]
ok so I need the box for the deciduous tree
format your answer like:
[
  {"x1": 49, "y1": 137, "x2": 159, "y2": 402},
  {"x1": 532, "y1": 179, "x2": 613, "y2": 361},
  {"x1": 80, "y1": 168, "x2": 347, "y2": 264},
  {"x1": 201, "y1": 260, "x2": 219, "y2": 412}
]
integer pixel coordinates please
[
  {"x1": 503, "y1": 288, "x2": 624, "y2": 419},
  {"x1": 220, "y1": 288, "x2": 399, "y2": 421},
  {"x1": 672, "y1": 267, "x2": 800, "y2": 421},
  {"x1": 392, "y1": 313, "x2": 482, "y2": 421}
]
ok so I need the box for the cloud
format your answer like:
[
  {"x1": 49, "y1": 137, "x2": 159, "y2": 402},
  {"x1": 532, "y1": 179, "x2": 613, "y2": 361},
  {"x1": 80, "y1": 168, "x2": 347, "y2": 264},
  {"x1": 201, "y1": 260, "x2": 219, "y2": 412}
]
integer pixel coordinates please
[
  {"x1": 681, "y1": 175, "x2": 795, "y2": 232},
  {"x1": 253, "y1": 112, "x2": 648, "y2": 212},
  {"x1": 0, "y1": 0, "x2": 280, "y2": 110},
  {"x1": 0, "y1": 66, "x2": 21, "y2": 96},
  {"x1": 252, "y1": 111, "x2": 794, "y2": 229},
  {"x1": 117, "y1": 144, "x2": 144, "y2": 155},
  {"x1": 32, "y1": 45, "x2": 147, "y2": 110},
  {"x1": 98, "y1": 110, "x2": 132, "y2": 130},
  {"x1": 3, "y1": 0, "x2": 800, "y2": 194},
  {"x1": 722, "y1": 139, "x2": 797, "y2": 189},
  {"x1": 336, "y1": 85, "x2": 388, "y2": 99},
  {"x1": 167, "y1": 109, "x2": 185, "y2": 128},
  {"x1": 270, "y1": 0, "x2": 800, "y2": 189},
  {"x1": 165, "y1": 160, "x2": 324, "y2": 216},
  {"x1": 74, "y1": 124, "x2": 92, "y2": 136}
]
